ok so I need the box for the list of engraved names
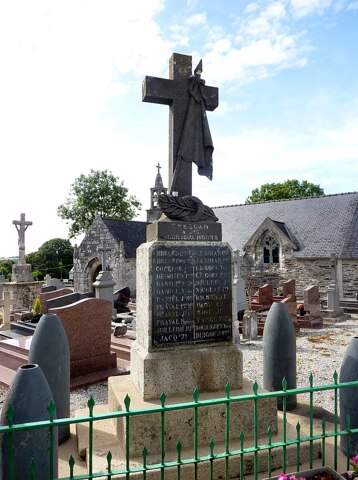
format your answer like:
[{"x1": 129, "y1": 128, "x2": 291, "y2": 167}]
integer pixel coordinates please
[{"x1": 152, "y1": 245, "x2": 232, "y2": 347}]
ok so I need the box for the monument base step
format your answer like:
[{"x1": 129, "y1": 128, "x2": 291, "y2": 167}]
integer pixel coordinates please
[{"x1": 74, "y1": 401, "x2": 323, "y2": 480}]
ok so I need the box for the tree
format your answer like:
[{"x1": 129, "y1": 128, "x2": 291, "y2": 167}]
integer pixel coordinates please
[
  {"x1": 26, "y1": 238, "x2": 74, "y2": 280},
  {"x1": 0, "y1": 259, "x2": 14, "y2": 280},
  {"x1": 245, "y1": 179, "x2": 324, "y2": 204},
  {"x1": 57, "y1": 169, "x2": 142, "y2": 238}
]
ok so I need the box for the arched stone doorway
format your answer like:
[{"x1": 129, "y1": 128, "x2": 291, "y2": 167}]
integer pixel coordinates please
[{"x1": 85, "y1": 257, "x2": 102, "y2": 293}]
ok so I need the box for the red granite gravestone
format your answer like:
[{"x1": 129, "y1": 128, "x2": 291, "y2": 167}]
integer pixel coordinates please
[{"x1": 48, "y1": 298, "x2": 116, "y2": 377}]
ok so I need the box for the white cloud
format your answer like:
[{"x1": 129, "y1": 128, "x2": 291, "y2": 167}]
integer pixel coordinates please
[
  {"x1": 347, "y1": 1, "x2": 358, "y2": 9},
  {"x1": 185, "y1": 12, "x2": 207, "y2": 26},
  {"x1": 289, "y1": 0, "x2": 334, "y2": 17}
]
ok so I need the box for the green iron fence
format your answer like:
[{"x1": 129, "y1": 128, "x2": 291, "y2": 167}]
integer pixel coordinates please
[{"x1": 0, "y1": 372, "x2": 358, "y2": 480}]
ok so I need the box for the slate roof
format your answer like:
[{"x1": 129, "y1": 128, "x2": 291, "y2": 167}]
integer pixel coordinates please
[
  {"x1": 102, "y1": 218, "x2": 147, "y2": 258},
  {"x1": 213, "y1": 192, "x2": 358, "y2": 259}
]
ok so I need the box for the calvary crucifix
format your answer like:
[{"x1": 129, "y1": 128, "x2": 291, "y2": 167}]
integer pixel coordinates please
[{"x1": 142, "y1": 53, "x2": 219, "y2": 197}]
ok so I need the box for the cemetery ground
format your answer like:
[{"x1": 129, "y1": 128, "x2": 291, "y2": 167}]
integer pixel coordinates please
[
  {"x1": 1, "y1": 314, "x2": 356, "y2": 416},
  {"x1": 0, "y1": 314, "x2": 357, "y2": 478}
]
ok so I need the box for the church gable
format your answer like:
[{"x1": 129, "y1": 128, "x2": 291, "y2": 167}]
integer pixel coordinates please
[{"x1": 244, "y1": 217, "x2": 297, "y2": 267}]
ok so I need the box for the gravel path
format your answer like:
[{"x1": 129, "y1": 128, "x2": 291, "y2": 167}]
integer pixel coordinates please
[{"x1": 0, "y1": 315, "x2": 357, "y2": 416}]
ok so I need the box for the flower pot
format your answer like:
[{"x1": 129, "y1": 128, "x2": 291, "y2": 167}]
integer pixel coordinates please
[
  {"x1": 28, "y1": 313, "x2": 70, "y2": 444},
  {"x1": 0, "y1": 364, "x2": 58, "y2": 479},
  {"x1": 340, "y1": 336, "x2": 358, "y2": 456},
  {"x1": 265, "y1": 466, "x2": 344, "y2": 479}
]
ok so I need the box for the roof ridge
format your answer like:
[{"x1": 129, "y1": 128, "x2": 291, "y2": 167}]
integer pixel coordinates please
[{"x1": 213, "y1": 191, "x2": 358, "y2": 209}]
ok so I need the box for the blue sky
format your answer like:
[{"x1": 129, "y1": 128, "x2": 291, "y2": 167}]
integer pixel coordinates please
[{"x1": 0, "y1": 0, "x2": 357, "y2": 258}]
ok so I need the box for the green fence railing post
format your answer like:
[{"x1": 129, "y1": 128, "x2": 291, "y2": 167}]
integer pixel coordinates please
[
  {"x1": 47, "y1": 400, "x2": 56, "y2": 480},
  {"x1": 309, "y1": 372, "x2": 314, "y2": 469},
  {"x1": 225, "y1": 384, "x2": 231, "y2": 480},
  {"x1": 177, "y1": 440, "x2": 182, "y2": 480},
  {"x1": 142, "y1": 446, "x2": 147, "y2": 480},
  {"x1": 253, "y1": 381, "x2": 259, "y2": 480},
  {"x1": 296, "y1": 422, "x2": 301, "y2": 473},
  {"x1": 209, "y1": 438, "x2": 214, "y2": 480},
  {"x1": 160, "y1": 392, "x2": 167, "y2": 480},
  {"x1": 68, "y1": 454, "x2": 75, "y2": 479},
  {"x1": 193, "y1": 388, "x2": 200, "y2": 480},
  {"x1": 333, "y1": 370, "x2": 338, "y2": 472},
  {"x1": 124, "y1": 394, "x2": 131, "y2": 480},
  {"x1": 239, "y1": 431, "x2": 244, "y2": 480},
  {"x1": 5, "y1": 404, "x2": 15, "y2": 480},
  {"x1": 282, "y1": 377, "x2": 288, "y2": 473},
  {"x1": 267, "y1": 426, "x2": 272, "y2": 478},
  {"x1": 87, "y1": 395, "x2": 95, "y2": 478},
  {"x1": 321, "y1": 417, "x2": 326, "y2": 468},
  {"x1": 107, "y1": 450, "x2": 113, "y2": 480}
]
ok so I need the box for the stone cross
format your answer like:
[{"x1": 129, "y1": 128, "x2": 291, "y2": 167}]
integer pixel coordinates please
[
  {"x1": 13, "y1": 213, "x2": 32, "y2": 264},
  {"x1": 98, "y1": 241, "x2": 111, "y2": 272},
  {"x1": 156, "y1": 163, "x2": 161, "y2": 175},
  {"x1": 142, "y1": 53, "x2": 219, "y2": 197},
  {"x1": 0, "y1": 291, "x2": 15, "y2": 330}
]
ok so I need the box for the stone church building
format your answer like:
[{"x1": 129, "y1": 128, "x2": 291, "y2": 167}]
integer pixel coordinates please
[
  {"x1": 213, "y1": 191, "x2": 358, "y2": 298},
  {"x1": 72, "y1": 165, "x2": 166, "y2": 296},
  {"x1": 73, "y1": 164, "x2": 358, "y2": 300}
]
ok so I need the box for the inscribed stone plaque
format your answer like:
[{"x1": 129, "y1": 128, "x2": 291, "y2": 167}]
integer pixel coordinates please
[
  {"x1": 147, "y1": 221, "x2": 222, "y2": 242},
  {"x1": 152, "y1": 244, "x2": 232, "y2": 347}
]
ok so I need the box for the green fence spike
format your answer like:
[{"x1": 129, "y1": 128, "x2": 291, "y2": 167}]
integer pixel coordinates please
[
  {"x1": 239, "y1": 431, "x2": 244, "y2": 443},
  {"x1": 193, "y1": 388, "x2": 199, "y2": 402},
  {"x1": 333, "y1": 370, "x2": 338, "y2": 384},
  {"x1": 176, "y1": 441, "x2": 182, "y2": 461},
  {"x1": 296, "y1": 422, "x2": 301, "y2": 434},
  {"x1": 209, "y1": 438, "x2": 214, "y2": 456},
  {"x1": 69, "y1": 454, "x2": 75, "y2": 477},
  {"x1": 282, "y1": 377, "x2": 287, "y2": 390},
  {"x1": 160, "y1": 392, "x2": 167, "y2": 406},
  {"x1": 124, "y1": 394, "x2": 131, "y2": 411},
  {"x1": 87, "y1": 395, "x2": 95, "y2": 413},
  {"x1": 107, "y1": 450, "x2": 112, "y2": 470},
  {"x1": 253, "y1": 381, "x2": 258, "y2": 395},
  {"x1": 309, "y1": 372, "x2": 313, "y2": 387},
  {"x1": 6, "y1": 404, "x2": 14, "y2": 425},
  {"x1": 225, "y1": 384, "x2": 231, "y2": 397},
  {"x1": 322, "y1": 417, "x2": 326, "y2": 431},
  {"x1": 267, "y1": 426, "x2": 272, "y2": 442},
  {"x1": 47, "y1": 400, "x2": 56, "y2": 420},
  {"x1": 346, "y1": 414, "x2": 351, "y2": 429}
]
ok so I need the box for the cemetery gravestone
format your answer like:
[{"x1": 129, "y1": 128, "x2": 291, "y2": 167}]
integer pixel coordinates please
[
  {"x1": 0, "y1": 291, "x2": 15, "y2": 331},
  {"x1": 303, "y1": 285, "x2": 322, "y2": 319}
]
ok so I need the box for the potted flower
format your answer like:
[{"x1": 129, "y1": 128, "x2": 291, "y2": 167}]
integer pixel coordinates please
[
  {"x1": 341, "y1": 454, "x2": 358, "y2": 479},
  {"x1": 31, "y1": 296, "x2": 43, "y2": 323},
  {"x1": 267, "y1": 466, "x2": 344, "y2": 479},
  {"x1": 297, "y1": 303, "x2": 305, "y2": 316}
]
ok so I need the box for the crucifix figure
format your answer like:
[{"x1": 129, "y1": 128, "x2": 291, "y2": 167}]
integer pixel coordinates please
[
  {"x1": 142, "y1": 53, "x2": 219, "y2": 197},
  {"x1": 13, "y1": 213, "x2": 33, "y2": 264},
  {"x1": 98, "y1": 241, "x2": 111, "y2": 272}
]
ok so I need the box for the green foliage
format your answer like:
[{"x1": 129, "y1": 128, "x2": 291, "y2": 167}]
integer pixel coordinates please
[
  {"x1": 32, "y1": 296, "x2": 42, "y2": 316},
  {"x1": 245, "y1": 179, "x2": 324, "y2": 204},
  {"x1": 26, "y1": 238, "x2": 74, "y2": 280},
  {"x1": 32, "y1": 270, "x2": 45, "y2": 281},
  {"x1": 0, "y1": 259, "x2": 13, "y2": 279},
  {"x1": 57, "y1": 169, "x2": 142, "y2": 238}
]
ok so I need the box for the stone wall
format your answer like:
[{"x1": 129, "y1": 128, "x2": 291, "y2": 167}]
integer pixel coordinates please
[
  {"x1": 0, "y1": 281, "x2": 43, "y2": 310},
  {"x1": 244, "y1": 255, "x2": 355, "y2": 300}
]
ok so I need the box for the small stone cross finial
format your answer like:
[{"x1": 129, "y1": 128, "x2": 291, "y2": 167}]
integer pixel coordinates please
[
  {"x1": 13, "y1": 213, "x2": 33, "y2": 264},
  {"x1": 98, "y1": 241, "x2": 111, "y2": 272},
  {"x1": 156, "y1": 163, "x2": 161, "y2": 175}
]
